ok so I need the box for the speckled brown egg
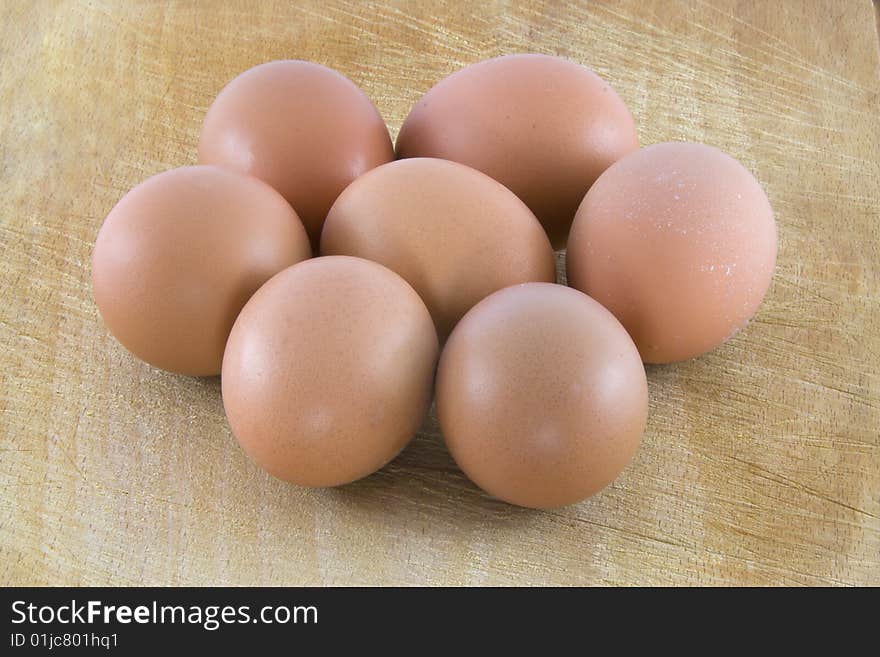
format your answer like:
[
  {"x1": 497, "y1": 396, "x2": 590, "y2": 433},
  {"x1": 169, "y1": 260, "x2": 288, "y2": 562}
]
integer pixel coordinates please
[
  {"x1": 221, "y1": 256, "x2": 438, "y2": 487},
  {"x1": 396, "y1": 54, "x2": 639, "y2": 248},
  {"x1": 436, "y1": 283, "x2": 648, "y2": 509},
  {"x1": 198, "y1": 60, "x2": 394, "y2": 247},
  {"x1": 321, "y1": 158, "x2": 556, "y2": 342},
  {"x1": 91, "y1": 165, "x2": 311, "y2": 376},
  {"x1": 566, "y1": 141, "x2": 777, "y2": 364}
]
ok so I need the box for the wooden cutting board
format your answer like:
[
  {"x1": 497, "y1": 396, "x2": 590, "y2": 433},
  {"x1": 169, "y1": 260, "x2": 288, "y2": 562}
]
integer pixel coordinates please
[{"x1": 1, "y1": 0, "x2": 878, "y2": 586}]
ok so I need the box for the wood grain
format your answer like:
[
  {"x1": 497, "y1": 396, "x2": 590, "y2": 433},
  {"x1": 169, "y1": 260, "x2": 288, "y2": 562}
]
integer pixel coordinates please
[{"x1": 1, "y1": 0, "x2": 878, "y2": 586}]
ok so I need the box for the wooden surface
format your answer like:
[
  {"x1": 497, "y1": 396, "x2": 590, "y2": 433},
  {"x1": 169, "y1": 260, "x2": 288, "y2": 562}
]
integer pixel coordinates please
[{"x1": 1, "y1": 0, "x2": 878, "y2": 586}]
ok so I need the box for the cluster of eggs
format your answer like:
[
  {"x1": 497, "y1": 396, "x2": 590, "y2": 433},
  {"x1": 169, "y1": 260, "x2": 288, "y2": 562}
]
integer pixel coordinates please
[{"x1": 92, "y1": 55, "x2": 776, "y2": 509}]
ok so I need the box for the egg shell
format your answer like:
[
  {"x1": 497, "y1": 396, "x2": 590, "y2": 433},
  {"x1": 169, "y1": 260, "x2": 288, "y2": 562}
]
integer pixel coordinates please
[
  {"x1": 221, "y1": 256, "x2": 438, "y2": 487},
  {"x1": 91, "y1": 165, "x2": 311, "y2": 376},
  {"x1": 566, "y1": 141, "x2": 777, "y2": 364},
  {"x1": 396, "y1": 53, "x2": 639, "y2": 248},
  {"x1": 436, "y1": 283, "x2": 648, "y2": 509},
  {"x1": 321, "y1": 157, "x2": 556, "y2": 342},
  {"x1": 198, "y1": 60, "x2": 394, "y2": 247}
]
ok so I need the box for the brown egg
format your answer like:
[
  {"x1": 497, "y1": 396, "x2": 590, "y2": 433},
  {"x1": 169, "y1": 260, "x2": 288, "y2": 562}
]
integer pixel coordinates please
[
  {"x1": 396, "y1": 54, "x2": 639, "y2": 248},
  {"x1": 198, "y1": 60, "x2": 394, "y2": 247},
  {"x1": 91, "y1": 165, "x2": 311, "y2": 376},
  {"x1": 222, "y1": 256, "x2": 438, "y2": 487},
  {"x1": 566, "y1": 142, "x2": 777, "y2": 364},
  {"x1": 321, "y1": 158, "x2": 556, "y2": 342},
  {"x1": 436, "y1": 283, "x2": 647, "y2": 509}
]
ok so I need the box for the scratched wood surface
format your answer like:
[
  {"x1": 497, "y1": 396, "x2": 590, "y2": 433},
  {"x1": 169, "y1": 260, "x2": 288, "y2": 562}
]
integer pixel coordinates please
[{"x1": 1, "y1": 0, "x2": 878, "y2": 586}]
